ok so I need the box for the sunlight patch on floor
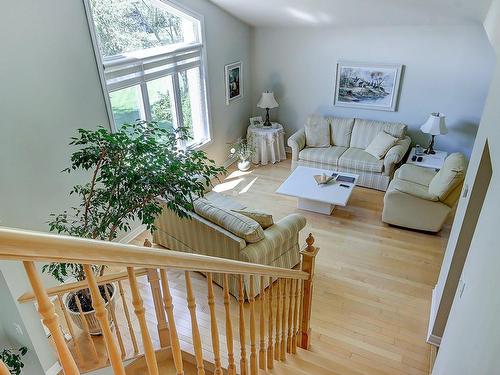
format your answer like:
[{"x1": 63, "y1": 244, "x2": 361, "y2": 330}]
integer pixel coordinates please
[
  {"x1": 212, "y1": 178, "x2": 245, "y2": 193},
  {"x1": 239, "y1": 177, "x2": 258, "y2": 194},
  {"x1": 224, "y1": 169, "x2": 253, "y2": 181}
]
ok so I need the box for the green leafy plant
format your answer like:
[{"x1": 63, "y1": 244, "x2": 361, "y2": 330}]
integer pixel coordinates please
[
  {"x1": 1, "y1": 347, "x2": 27, "y2": 375},
  {"x1": 229, "y1": 137, "x2": 255, "y2": 161},
  {"x1": 42, "y1": 121, "x2": 224, "y2": 311}
]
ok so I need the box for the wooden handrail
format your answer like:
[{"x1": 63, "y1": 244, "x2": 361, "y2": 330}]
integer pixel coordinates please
[
  {"x1": 18, "y1": 268, "x2": 149, "y2": 303},
  {"x1": 0, "y1": 227, "x2": 308, "y2": 280}
]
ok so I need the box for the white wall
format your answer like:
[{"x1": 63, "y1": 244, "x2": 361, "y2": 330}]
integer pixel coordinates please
[
  {"x1": 252, "y1": 25, "x2": 494, "y2": 157},
  {"x1": 432, "y1": 1, "x2": 500, "y2": 373}
]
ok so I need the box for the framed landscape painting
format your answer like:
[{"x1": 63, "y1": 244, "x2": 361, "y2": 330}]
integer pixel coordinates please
[
  {"x1": 334, "y1": 61, "x2": 403, "y2": 111},
  {"x1": 225, "y1": 61, "x2": 243, "y2": 105}
]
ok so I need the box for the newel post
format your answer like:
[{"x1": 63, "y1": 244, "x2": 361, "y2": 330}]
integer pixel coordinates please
[
  {"x1": 299, "y1": 234, "x2": 319, "y2": 350},
  {"x1": 144, "y1": 239, "x2": 170, "y2": 347}
]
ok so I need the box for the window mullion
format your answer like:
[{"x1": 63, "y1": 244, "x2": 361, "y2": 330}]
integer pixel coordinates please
[
  {"x1": 140, "y1": 77, "x2": 152, "y2": 122},
  {"x1": 171, "y1": 73, "x2": 185, "y2": 146}
]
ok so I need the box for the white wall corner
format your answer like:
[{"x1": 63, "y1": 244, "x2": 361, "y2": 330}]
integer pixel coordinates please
[{"x1": 427, "y1": 286, "x2": 441, "y2": 347}]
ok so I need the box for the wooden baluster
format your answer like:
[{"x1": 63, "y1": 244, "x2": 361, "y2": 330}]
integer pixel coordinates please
[
  {"x1": 185, "y1": 271, "x2": 206, "y2": 375},
  {"x1": 118, "y1": 280, "x2": 139, "y2": 354},
  {"x1": 280, "y1": 279, "x2": 287, "y2": 361},
  {"x1": 267, "y1": 277, "x2": 274, "y2": 369},
  {"x1": 207, "y1": 273, "x2": 222, "y2": 375},
  {"x1": 0, "y1": 360, "x2": 10, "y2": 375},
  {"x1": 127, "y1": 267, "x2": 159, "y2": 375},
  {"x1": 147, "y1": 268, "x2": 170, "y2": 347},
  {"x1": 274, "y1": 279, "x2": 281, "y2": 361},
  {"x1": 291, "y1": 279, "x2": 300, "y2": 354},
  {"x1": 296, "y1": 279, "x2": 304, "y2": 349},
  {"x1": 258, "y1": 276, "x2": 266, "y2": 370},
  {"x1": 223, "y1": 275, "x2": 236, "y2": 375},
  {"x1": 144, "y1": 240, "x2": 170, "y2": 348},
  {"x1": 238, "y1": 275, "x2": 248, "y2": 375},
  {"x1": 300, "y1": 234, "x2": 320, "y2": 349},
  {"x1": 23, "y1": 261, "x2": 80, "y2": 375},
  {"x1": 287, "y1": 279, "x2": 295, "y2": 353},
  {"x1": 160, "y1": 269, "x2": 184, "y2": 375},
  {"x1": 103, "y1": 284, "x2": 126, "y2": 358},
  {"x1": 74, "y1": 292, "x2": 99, "y2": 361},
  {"x1": 57, "y1": 294, "x2": 83, "y2": 364},
  {"x1": 84, "y1": 265, "x2": 126, "y2": 375},
  {"x1": 249, "y1": 275, "x2": 257, "y2": 375}
]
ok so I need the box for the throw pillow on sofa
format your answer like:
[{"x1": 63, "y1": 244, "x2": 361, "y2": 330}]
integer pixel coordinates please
[
  {"x1": 365, "y1": 131, "x2": 398, "y2": 159},
  {"x1": 305, "y1": 115, "x2": 330, "y2": 148},
  {"x1": 194, "y1": 198, "x2": 264, "y2": 243},
  {"x1": 232, "y1": 209, "x2": 274, "y2": 229}
]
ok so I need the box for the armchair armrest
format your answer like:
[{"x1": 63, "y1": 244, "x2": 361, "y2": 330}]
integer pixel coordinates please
[
  {"x1": 383, "y1": 136, "x2": 411, "y2": 175},
  {"x1": 240, "y1": 213, "x2": 306, "y2": 264},
  {"x1": 288, "y1": 129, "x2": 306, "y2": 161}
]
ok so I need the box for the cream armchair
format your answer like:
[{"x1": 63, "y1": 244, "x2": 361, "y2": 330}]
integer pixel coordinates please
[{"x1": 382, "y1": 153, "x2": 467, "y2": 232}]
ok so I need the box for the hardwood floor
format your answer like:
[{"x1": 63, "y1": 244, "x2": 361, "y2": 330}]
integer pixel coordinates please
[{"x1": 71, "y1": 158, "x2": 449, "y2": 374}]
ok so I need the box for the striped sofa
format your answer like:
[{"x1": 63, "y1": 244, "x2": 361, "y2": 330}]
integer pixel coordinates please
[
  {"x1": 288, "y1": 116, "x2": 412, "y2": 191},
  {"x1": 153, "y1": 192, "x2": 306, "y2": 299}
]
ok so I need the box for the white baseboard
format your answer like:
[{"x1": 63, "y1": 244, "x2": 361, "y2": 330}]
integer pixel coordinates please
[
  {"x1": 427, "y1": 286, "x2": 441, "y2": 347},
  {"x1": 119, "y1": 224, "x2": 147, "y2": 244},
  {"x1": 223, "y1": 156, "x2": 237, "y2": 169},
  {"x1": 46, "y1": 361, "x2": 62, "y2": 375}
]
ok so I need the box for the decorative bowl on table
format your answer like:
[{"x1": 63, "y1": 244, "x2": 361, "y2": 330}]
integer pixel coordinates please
[{"x1": 313, "y1": 173, "x2": 335, "y2": 185}]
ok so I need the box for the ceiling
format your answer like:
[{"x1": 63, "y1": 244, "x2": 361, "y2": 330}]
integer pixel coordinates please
[{"x1": 209, "y1": 0, "x2": 493, "y2": 27}]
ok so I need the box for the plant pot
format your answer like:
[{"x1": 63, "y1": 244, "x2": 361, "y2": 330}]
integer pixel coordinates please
[
  {"x1": 238, "y1": 159, "x2": 251, "y2": 172},
  {"x1": 65, "y1": 283, "x2": 116, "y2": 336}
]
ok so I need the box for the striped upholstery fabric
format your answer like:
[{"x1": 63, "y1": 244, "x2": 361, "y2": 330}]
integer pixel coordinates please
[
  {"x1": 194, "y1": 198, "x2": 264, "y2": 243},
  {"x1": 338, "y1": 148, "x2": 384, "y2": 173},
  {"x1": 384, "y1": 136, "x2": 412, "y2": 175},
  {"x1": 350, "y1": 119, "x2": 407, "y2": 149},
  {"x1": 232, "y1": 209, "x2": 274, "y2": 229},
  {"x1": 299, "y1": 146, "x2": 347, "y2": 166},
  {"x1": 288, "y1": 129, "x2": 306, "y2": 161},
  {"x1": 328, "y1": 117, "x2": 354, "y2": 147},
  {"x1": 153, "y1": 192, "x2": 306, "y2": 298}
]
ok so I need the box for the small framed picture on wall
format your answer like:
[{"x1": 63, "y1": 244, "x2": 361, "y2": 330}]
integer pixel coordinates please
[{"x1": 225, "y1": 61, "x2": 243, "y2": 105}]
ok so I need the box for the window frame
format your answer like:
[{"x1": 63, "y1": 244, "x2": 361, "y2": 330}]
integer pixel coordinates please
[{"x1": 83, "y1": 0, "x2": 212, "y2": 149}]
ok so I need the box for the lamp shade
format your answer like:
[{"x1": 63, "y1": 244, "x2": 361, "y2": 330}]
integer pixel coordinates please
[
  {"x1": 420, "y1": 112, "x2": 448, "y2": 135},
  {"x1": 257, "y1": 92, "x2": 279, "y2": 109}
]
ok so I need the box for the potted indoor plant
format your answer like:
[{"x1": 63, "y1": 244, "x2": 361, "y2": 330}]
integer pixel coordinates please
[
  {"x1": 43, "y1": 121, "x2": 224, "y2": 334},
  {"x1": 1, "y1": 346, "x2": 27, "y2": 375},
  {"x1": 229, "y1": 137, "x2": 255, "y2": 171}
]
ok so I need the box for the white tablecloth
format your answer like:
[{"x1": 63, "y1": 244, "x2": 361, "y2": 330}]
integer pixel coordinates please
[{"x1": 247, "y1": 122, "x2": 286, "y2": 165}]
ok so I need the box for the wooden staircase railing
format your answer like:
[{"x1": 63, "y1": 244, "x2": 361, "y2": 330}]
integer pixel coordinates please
[{"x1": 0, "y1": 226, "x2": 319, "y2": 375}]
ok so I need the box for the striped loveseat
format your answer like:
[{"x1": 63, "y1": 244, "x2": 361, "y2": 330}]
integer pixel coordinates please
[
  {"x1": 153, "y1": 192, "x2": 306, "y2": 299},
  {"x1": 288, "y1": 116, "x2": 412, "y2": 191}
]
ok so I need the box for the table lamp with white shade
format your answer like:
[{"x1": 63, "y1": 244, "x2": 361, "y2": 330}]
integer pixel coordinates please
[
  {"x1": 257, "y1": 91, "x2": 279, "y2": 127},
  {"x1": 420, "y1": 112, "x2": 448, "y2": 154}
]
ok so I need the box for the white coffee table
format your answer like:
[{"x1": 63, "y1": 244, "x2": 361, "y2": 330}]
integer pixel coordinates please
[{"x1": 276, "y1": 166, "x2": 359, "y2": 215}]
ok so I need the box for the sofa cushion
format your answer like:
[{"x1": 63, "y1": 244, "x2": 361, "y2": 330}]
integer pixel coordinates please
[
  {"x1": 350, "y1": 119, "x2": 407, "y2": 149},
  {"x1": 232, "y1": 209, "x2": 274, "y2": 229},
  {"x1": 194, "y1": 198, "x2": 265, "y2": 243},
  {"x1": 304, "y1": 115, "x2": 330, "y2": 147},
  {"x1": 328, "y1": 117, "x2": 354, "y2": 147},
  {"x1": 365, "y1": 132, "x2": 398, "y2": 159},
  {"x1": 338, "y1": 147, "x2": 384, "y2": 173},
  {"x1": 391, "y1": 177, "x2": 439, "y2": 201},
  {"x1": 299, "y1": 146, "x2": 348, "y2": 166},
  {"x1": 429, "y1": 153, "x2": 467, "y2": 201},
  {"x1": 396, "y1": 164, "x2": 437, "y2": 187}
]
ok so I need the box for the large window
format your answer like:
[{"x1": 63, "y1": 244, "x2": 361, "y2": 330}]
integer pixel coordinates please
[{"x1": 85, "y1": 0, "x2": 210, "y2": 147}]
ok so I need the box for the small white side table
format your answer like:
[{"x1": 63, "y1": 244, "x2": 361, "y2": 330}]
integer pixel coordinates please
[
  {"x1": 407, "y1": 147, "x2": 447, "y2": 170},
  {"x1": 247, "y1": 122, "x2": 286, "y2": 165}
]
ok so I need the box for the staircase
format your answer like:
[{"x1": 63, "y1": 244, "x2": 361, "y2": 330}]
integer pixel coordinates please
[{"x1": 0, "y1": 226, "x2": 323, "y2": 375}]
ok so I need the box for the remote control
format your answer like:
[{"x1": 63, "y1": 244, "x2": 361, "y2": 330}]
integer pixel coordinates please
[{"x1": 340, "y1": 184, "x2": 349, "y2": 188}]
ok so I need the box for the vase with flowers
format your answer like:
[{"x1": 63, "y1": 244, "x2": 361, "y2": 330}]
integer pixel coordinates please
[{"x1": 229, "y1": 137, "x2": 255, "y2": 171}]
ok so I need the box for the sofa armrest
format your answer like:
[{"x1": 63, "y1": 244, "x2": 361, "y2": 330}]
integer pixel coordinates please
[
  {"x1": 288, "y1": 129, "x2": 306, "y2": 161},
  {"x1": 240, "y1": 213, "x2": 306, "y2": 264},
  {"x1": 383, "y1": 136, "x2": 411, "y2": 175}
]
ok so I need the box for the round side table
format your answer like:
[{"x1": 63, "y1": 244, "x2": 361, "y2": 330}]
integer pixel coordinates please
[{"x1": 247, "y1": 122, "x2": 286, "y2": 165}]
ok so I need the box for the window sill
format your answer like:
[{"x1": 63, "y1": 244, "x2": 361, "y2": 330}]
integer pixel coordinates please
[{"x1": 188, "y1": 137, "x2": 212, "y2": 151}]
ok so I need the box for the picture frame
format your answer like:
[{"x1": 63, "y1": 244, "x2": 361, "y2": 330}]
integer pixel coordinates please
[
  {"x1": 225, "y1": 61, "x2": 243, "y2": 105},
  {"x1": 334, "y1": 61, "x2": 403, "y2": 112},
  {"x1": 249, "y1": 116, "x2": 263, "y2": 127}
]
